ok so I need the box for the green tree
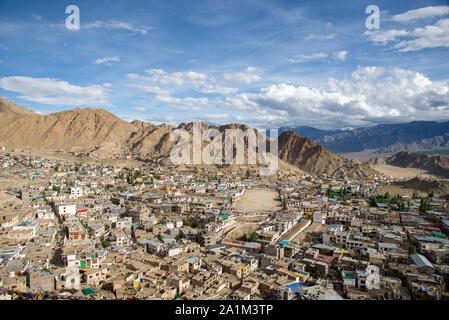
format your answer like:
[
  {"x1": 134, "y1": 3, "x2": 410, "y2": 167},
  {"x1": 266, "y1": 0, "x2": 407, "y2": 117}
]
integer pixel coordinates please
[
  {"x1": 282, "y1": 198, "x2": 287, "y2": 210},
  {"x1": 419, "y1": 198, "x2": 431, "y2": 213},
  {"x1": 102, "y1": 240, "x2": 111, "y2": 248},
  {"x1": 249, "y1": 232, "x2": 258, "y2": 242},
  {"x1": 409, "y1": 245, "x2": 417, "y2": 255},
  {"x1": 133, "y1": 170, "x2": 142, "y2": 179}
]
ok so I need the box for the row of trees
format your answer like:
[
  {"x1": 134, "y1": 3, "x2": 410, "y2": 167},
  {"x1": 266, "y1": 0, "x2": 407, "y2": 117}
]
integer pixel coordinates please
[
  {"x1": 241, "y1": 232, "x2": 258, "y2": 242},
  {"x1": 370, "y1": 192, "x2": 406, "y2": 211},
  {"x1": 182, "y1": 214, "x2": 198, "y2": 228},
  {"x1": 326, "y1": 187, "x2": 359, "y2": 200},
  {"x1": 419, "y1": 198, "x2": 432, "y2": 213},
  {"x1": 371, "y1": 192, "x2": 434, "y2": 212},
  {"x1": 118, "y1": 170, "x2": 163, "y2": 186}
]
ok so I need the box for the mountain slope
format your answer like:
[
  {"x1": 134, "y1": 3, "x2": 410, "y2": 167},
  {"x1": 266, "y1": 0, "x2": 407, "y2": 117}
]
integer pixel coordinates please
[
  {"x1": 316, "y1": 121, "x2": 449, "y2": 154},
  {"x1": 0, "y1": 97, "x2": 375, "y2": 179},
  {"x1": 278, "y1": 126, "x2": 342, "y2": 140},
  {"x1": 385, "y1": 151, "x2": 449, "y2": 178},
  {"x1": 0, "y1": 96, "x2": 37, "y2": 115},
  {"x1": 277, "y1": 130, "x2": 376, "y2": 179}
]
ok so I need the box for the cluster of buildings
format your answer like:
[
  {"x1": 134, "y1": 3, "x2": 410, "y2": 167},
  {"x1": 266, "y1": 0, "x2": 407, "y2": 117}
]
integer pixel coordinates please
[{"x1": 0, "y1": 149, "x2": 448, "y2": 300}]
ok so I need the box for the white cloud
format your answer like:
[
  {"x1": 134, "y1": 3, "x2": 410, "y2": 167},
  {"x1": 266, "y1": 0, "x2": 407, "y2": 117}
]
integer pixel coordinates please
[
  {"x1": 129, "y1": 67, "x2": 256, "y2": 96},
  {"x1": 200, "y1": 84, "x2": 238, "y2": 95},
  {"x1": 84, "y1": 20, "x2": 152, "y2": 35},
  {"x1": 222, "y1": 67, "x2": 261, "y2": 84},
  {"x1": 130, "y1": 84, "x2": 171, "y2": 96},
  {"x1": 132, "y1": 107, "x2": 147, "y2": 111},
  {"x1": 364, "y1": 18, "x2": 449, "y2": 51},
  {"x1": 223, "y1": 66, "x2": 449, "y2": 128},
  {"x1": 364, "y1": 29, "x2": 409, "y2": 45},
  {"x1": 32, "y1": 14, "x2": 43, "y2": 21},
  {"x1": 0, "y1": 76, "x2": 110, "y2": 107},
  {"x1": 391, "y1": 5, "x2": 449, "y2": 23},
  {"x1": 305, "y1": 33, "x2": 336, "y2": 41},
  {"x1": 155, "y1": 94, "x2": 210, "y2": 110},
  {"x1": 95, "y1": 56, "x2": 120, "y2": 65},
  {"x1": 395, "y1": 18, "x2": 449, "y2": 52},
  {"x1": 333, "y1": 51, "x2": 347, "y2": 62},
  {"x1": 287, "y1": 53, "x2": 327, "y2": 63},
  {"x1": 144, "y1": 69, "x2": 208, "y2": 86}
]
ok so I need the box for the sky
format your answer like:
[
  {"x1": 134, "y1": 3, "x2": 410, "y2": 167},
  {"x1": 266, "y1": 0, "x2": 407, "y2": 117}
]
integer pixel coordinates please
[{"x1": 0, "y1": 0, "x2": 448, "y2": 130}]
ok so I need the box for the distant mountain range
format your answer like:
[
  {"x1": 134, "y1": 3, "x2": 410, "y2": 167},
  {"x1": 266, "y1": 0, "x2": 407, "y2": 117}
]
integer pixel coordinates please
[
  {"x1": 280, "y1": 121, "x2": 449, "y2": 155},
  {"x1": 278, "y1": 126, "x2": 342, "y2": 141}
]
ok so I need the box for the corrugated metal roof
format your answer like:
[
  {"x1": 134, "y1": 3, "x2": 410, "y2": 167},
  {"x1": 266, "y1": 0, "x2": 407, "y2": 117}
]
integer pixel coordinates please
[{"x1": 410, "y1": 254, "x2": 434, "y2": 269}]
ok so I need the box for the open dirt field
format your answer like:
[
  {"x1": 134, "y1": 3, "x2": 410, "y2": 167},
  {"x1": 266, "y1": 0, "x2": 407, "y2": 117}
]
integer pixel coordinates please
[
  {"x1": 279, "y1": 219, "x2": 311, "y2": 242},
  {"x1": 372, "y1": 164, "x2": 434, "y2": 179},
  {"x1": 225, "y1": 223, "x2": 260, "y2": 241},
  {"x1": 235, "y1": 188, "x2": 281, "y2": 213},
  {"x1": 2, "y1": 149, "x2": 143, "y2": 168},
  {"x1": 290, "y1": 222, "x2": 328, "y2": 244}
]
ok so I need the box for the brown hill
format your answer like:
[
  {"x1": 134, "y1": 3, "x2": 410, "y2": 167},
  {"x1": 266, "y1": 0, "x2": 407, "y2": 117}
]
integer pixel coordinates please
[
  {"x1": 379, "y1": 177, "x2": 449, "y2": 197},
  {"x1": 0, "y1": 96, "x2": 36, "y2": 115},
  {"x1": 0, "y1": 97, "x2": 369, "y2": 178},
  {"x1": 0, "y1": 106, "x2": 138, "y2": 155},
  {"x1": 385, "y1": 151, "x2": 449, "y2": 178},
  {"x1": 277, "y1": 130, "x2": 376, "y2": 179}
]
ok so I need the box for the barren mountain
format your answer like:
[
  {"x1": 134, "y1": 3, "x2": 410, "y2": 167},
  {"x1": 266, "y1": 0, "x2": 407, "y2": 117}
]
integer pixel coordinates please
[
  {"x1": 385, "y1": 151, "x2": 449, "y2": 178},
  {"x1": 315, "y1": 121, "x2": 449, "y2": 154},
  {"x1": 378, "y1": 177, "x2": 449, "y2": 197},
  {"x1": 277, "y1": 130, "x2": 376, "y2": 179},
  {"x1": 0, "y1": 97, "x2": 374, "y2": 178},
  {"x1": 0, "y1": 96, "x2": 36, "y2": 115}
]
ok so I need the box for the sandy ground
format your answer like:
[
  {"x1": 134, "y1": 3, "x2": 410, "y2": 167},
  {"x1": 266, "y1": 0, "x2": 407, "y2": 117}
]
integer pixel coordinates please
[
  {"x1": 339, "y1": 150, "x2": 388, "y2": 161},
  {"x1": 225, "y1": 223, "x2": 261, "y2": 241},
  {"x1": 292, "y1": 222, "x2": 327, "y2": 242},
  {"x1": 235, "y1": 188, "x2": 281, "y2": 213},
  {"x1": 378, "y1": 185, "x2": 429, "y2": 197},
  {"x1": 2, "y1": 149, "x2": 143, "y2": 167},
  {"x1": 279, "y1": 219, "x2": 311, "y2": 242},
  {"x1": 371, "y1": 164, "x2": 433, "y2": 179},
  {"x1": 0, "y1": 177, "x2": 29, "y2": 192}
]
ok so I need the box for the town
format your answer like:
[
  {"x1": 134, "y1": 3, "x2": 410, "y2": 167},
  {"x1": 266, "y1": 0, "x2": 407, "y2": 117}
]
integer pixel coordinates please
[{"x1": 0, "y1": 147, "x2": 448, "y2": 300}]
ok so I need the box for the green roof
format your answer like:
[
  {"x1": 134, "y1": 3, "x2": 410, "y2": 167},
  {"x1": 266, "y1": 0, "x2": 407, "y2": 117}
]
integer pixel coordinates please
[
  {"x1": 82, "y1": 288, "x2": 95, "y2": 295},
  {"x1": 431, "y1": 231, "x2": 446, "y2": 238},
  {"x1": 342, "y1": 271, "x2": 355, "y2": 279}
]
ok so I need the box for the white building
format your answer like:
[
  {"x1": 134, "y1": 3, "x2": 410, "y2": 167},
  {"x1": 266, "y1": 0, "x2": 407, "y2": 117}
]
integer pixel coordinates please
[
  {"x1": 70, "y1": 187, "x2": 83, "y2": 199},
  {"x1": 313, "y1": 211, "x2": 326, "y2": 224},
  {"x1": 57, "y1": 204, "x2": 76, "y2": 216}
]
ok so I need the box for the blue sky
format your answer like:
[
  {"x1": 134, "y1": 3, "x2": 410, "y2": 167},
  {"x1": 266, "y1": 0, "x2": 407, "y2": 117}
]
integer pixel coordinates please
[{"x1": 0, "y1": 0, "x2": 448, "y2": 130}]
